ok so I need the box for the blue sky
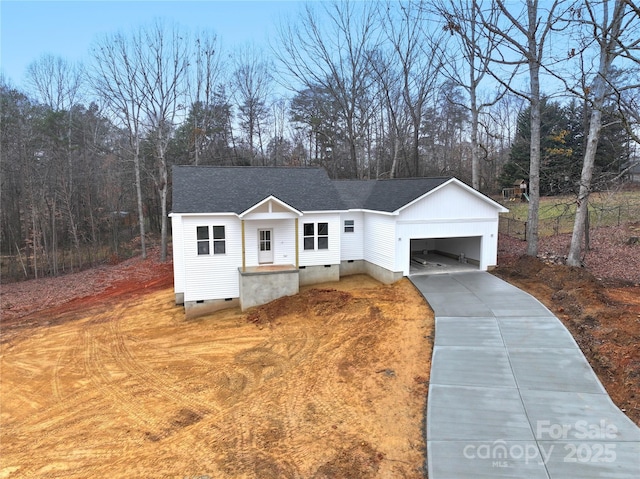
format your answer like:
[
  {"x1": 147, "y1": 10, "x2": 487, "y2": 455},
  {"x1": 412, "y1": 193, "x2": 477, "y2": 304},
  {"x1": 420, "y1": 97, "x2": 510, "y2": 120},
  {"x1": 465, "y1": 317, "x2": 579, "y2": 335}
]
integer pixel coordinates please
[{"x1": 1, "y1": 0, "x2": 302, "y2": 86}]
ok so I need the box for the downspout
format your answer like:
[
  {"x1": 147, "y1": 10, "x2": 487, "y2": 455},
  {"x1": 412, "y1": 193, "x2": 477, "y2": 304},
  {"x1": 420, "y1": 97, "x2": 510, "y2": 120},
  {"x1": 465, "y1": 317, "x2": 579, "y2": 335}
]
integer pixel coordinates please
[{"x1": 241, "y1": 220, "x2": 246, "y2": 272}]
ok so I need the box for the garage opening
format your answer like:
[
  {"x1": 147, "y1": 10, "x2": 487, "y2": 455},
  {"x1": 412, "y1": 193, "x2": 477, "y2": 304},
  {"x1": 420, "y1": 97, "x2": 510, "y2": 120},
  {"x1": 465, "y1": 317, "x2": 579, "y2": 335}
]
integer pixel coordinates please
[{"x1": 409, "y1": 237, "x2": 481, "y2": 274}]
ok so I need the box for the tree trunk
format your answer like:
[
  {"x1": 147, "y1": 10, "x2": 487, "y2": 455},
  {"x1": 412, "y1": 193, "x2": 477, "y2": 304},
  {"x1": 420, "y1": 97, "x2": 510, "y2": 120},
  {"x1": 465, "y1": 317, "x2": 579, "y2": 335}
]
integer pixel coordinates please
[
  {"x1": 158, "y1": 142, "x2": 169, "y2": 263},
  {"x1": 390, "y1": 136, "x2": 400, "y2": 179},
  {"x1": 526, "y1": 59, "x2": 541, "y2": 257},
  {"x1": 470, "y1": 101, "x2": 480, "y2": 190},
  {"x1": 31, "y1": 204, "x2": 38, "y2": 279},
  {"x1": 133, "y1": 145, "x2": 146, "y2": 260},
  {"x1": 567, "y1": 0, "x2": 625, "y2": 266},
  {"x1": 346, "y1": 112, "x2": 359, "y2": 178},
  {"x1": 567, "y1": 105, "x2": 604, "y2": 265},
  {"x1": 412, "y1": 119, "x2": 420, "y2": 177}
]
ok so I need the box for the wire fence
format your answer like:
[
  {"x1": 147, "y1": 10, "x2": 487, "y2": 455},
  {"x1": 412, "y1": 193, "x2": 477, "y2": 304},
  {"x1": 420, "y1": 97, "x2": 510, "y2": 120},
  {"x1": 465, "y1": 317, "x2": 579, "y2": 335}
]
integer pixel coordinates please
[{"x1": 499, "y1": 201, "x2": 640, "y2": 240}]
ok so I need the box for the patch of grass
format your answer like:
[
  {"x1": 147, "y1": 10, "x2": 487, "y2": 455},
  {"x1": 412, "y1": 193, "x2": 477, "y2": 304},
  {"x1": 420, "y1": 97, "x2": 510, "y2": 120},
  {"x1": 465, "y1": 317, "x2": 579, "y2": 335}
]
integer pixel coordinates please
[{"x1": 500, "y1": 189, "x2": 640, "y2": 237}]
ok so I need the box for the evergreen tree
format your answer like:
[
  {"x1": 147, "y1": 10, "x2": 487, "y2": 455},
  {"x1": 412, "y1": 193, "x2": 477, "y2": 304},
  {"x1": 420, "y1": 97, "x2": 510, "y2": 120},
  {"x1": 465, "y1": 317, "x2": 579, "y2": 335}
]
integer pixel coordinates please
[{"x1": 499, "y1": 98, "x2": 628, "y2": 196}]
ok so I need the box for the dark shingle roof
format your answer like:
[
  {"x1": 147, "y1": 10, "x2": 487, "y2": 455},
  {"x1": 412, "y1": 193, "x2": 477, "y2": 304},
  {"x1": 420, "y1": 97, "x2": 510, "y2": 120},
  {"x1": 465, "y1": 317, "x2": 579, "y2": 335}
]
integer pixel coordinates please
[
  {"x1": 331, "y1": 180, "x2": 376, "y2": 209},
  {"x1": 172, "y1": 166, "x2": 455, "y2": 214},
  {"x1": 333, "y1": 177, "x2": 451, "y2": 212},
  {"x1": 172, "y1": 166, "x2": 346, "y2": 214}
]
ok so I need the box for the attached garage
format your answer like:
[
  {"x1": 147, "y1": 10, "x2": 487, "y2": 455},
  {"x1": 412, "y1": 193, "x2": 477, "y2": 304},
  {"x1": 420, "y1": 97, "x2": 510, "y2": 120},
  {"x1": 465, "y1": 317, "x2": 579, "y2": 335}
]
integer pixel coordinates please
[{"x1": 392, "y1": 179, "x2": 508, "y2": 276}]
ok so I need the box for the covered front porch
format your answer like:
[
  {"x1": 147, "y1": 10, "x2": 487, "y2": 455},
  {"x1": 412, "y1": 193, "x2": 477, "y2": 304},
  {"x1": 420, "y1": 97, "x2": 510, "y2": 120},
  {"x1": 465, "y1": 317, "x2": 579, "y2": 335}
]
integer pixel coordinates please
[
  {"x1": 237, "y1": 197, "x2": 303, "y2": 311},
  {"x1": 236, "y1": 197, "x2": 341, "y2": 311},
  {"x1": 240, "y1": 196, "x2": 302, "y2": 270}
]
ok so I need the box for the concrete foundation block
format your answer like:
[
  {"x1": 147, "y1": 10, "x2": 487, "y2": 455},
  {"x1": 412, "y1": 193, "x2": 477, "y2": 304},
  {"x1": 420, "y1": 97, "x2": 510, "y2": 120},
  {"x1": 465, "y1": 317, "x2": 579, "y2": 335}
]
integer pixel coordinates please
[
  {"x1": 239, "y1": 268, "x2": 299, "y2": 311},
  {"x1": 184, "y1": 297, "x2": 239, "y2": 319},
  {"x1": 339, "y1": 259, "x2": 367, "y2": 277},
  {"x1": 175, "y1": 292, "x2": 185, "y2": 305},
  {"x1": 298, "y1": 264, "x2": 340, "y2": 286},
  {"x1": 363, "y1": 261, "x2": 403, "y2": 284}
]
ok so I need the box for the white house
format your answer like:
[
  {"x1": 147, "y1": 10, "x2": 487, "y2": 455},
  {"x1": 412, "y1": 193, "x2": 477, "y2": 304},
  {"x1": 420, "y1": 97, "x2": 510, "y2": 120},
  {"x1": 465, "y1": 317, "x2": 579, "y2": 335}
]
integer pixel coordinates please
[{"x1": 170, "y1": 166, "x2": 508, "y2": 316}]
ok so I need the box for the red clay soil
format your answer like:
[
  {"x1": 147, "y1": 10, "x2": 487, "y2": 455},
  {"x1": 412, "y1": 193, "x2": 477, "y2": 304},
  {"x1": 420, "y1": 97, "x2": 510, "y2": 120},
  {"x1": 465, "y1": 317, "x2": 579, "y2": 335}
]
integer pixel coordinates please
[
  {"x1": 494, "y1": 255, "x2": 640, "y2": 426},
  {"x1": 1, "y1": 248, "x2": 174, "y2": 344},
  {"x1": 1, "y1": 264, "x2": 431, "y2": 478}
]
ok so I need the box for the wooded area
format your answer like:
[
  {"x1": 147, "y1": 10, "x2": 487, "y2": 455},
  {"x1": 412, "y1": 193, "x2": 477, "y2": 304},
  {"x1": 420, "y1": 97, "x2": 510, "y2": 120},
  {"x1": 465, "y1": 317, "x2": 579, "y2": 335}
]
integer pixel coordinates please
[{"x1": 1, "y1": 0, "x2": 639, "y2": 282}]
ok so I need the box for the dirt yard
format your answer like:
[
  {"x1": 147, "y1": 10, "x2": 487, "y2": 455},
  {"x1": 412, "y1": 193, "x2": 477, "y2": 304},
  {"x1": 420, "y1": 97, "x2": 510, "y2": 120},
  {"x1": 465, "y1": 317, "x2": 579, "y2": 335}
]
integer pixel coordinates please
[
  {"x1": 0, "y1": 258, "x2": 433, "y2": 479},
  {"x1": 495, "y1": 222, "x2": 640, "y2": 427},
  {"x1": 3, "y1": 221, "x2": 639, "y2": 478}
]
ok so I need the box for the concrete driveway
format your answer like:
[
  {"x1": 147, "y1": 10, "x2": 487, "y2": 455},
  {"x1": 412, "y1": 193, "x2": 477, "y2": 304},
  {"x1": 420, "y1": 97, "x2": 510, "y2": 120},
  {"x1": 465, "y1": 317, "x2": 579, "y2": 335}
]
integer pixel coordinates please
[{"x1": 410, "y1": 272, "x2": 640, "y2": 479}]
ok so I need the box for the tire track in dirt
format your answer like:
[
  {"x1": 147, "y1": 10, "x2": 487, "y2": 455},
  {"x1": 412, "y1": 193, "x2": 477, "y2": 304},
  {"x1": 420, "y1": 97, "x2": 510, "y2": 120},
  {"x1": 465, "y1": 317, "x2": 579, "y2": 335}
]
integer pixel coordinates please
[
  {"x1": 106, "y1": 308, "x2": 215, "y2": 418},
  {"x1": 51, "y1": 330, "x2": 79, "y2": 402},
  {"x1": 78, "y1": 307, "x2": 235, "y2": 444},
  {"x1": 115, "y1": 332, "x2": 249, "y2": 405},
  {"x1": 273, "y1": 325, "x2": 326, "y2": 469},
  {"x1": 210, "y1": 326, "x2": 320, "y2": 477},
  {"x1": 0, "y1": 385, "x2": 124, "y2": 479},
  {"x1": 221, "y1": 307, "x2": 366, "y2": 476},
  {"x1": 2, "y1": 277, "x2": 433, "y2": 478},
  {"x1": 81, "y1": 327, "x2": 164, "y2": 433}
]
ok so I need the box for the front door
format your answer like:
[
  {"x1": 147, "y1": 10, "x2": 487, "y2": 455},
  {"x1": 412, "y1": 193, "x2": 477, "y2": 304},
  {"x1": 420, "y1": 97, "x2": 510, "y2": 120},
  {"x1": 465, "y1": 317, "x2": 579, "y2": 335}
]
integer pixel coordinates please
[{"x1": 258, "y1": 229, "x2": 274, "y2": 264}]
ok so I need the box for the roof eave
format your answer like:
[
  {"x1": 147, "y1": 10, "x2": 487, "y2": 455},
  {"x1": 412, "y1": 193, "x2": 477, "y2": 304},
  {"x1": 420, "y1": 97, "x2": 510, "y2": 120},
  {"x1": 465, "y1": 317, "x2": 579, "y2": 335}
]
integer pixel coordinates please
[
  {"x1": 238, "y1": 195, "x2": 303, "y2": 218},
  {"x1": 168, "y1": 212, "x2": 240, "y2": 217}
]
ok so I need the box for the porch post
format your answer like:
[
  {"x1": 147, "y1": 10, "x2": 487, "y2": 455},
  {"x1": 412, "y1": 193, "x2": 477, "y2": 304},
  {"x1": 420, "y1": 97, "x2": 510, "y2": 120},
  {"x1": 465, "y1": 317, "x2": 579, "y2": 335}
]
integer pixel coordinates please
[
  {"x1": 241, "y1": 219, "x2": 246, "y2": 272},
  {"x1": 295, "y1": 217, "x2": 299, "y2": 268}
]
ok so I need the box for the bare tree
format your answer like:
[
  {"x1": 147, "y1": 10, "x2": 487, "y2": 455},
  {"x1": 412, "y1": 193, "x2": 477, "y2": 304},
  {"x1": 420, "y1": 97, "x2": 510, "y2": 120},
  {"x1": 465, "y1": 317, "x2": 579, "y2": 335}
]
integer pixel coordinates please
[
  {"x1": 269, "y1": 98, "x2": 290, "y2": 166},
  {"x1": 275, "y1": 0, "x2": 379, "y2": 178},
  {"x1": 483, "y1": 92, "x2": 526, "y2": 187},
  {"x1": 232, "y1": 44, "x2": 273, "y2": 165},
  {"x1": 189, "y1": 30, "x2": 223, "y2": 166},
  {"x1": 380, "y1": 0, "x2": 445, "y2": 177},
  {"x1": 567, "y1": 0, "x2": 632, "y2": 265},
  {"x1": 133, "y1": 21, "x2": 190, "y2": 262},
  {"x1": 367, "y1": 48, "x2": 406, "y2": 178},
  {"x1": 90, "y1": 31, "x2": 148, "y2": 259},
  {"x1": 432, "y1": 0, "x2": 504, "y2": 190},
  {"x1": 26, "y1": 54, "x2": 83, "y2": 111},
  {"x1": 26, "y1": 54, "x2": 85, "y2": 270},
  {"x1": 480, "y1": 0, "x2": 570, "y2": 256}
]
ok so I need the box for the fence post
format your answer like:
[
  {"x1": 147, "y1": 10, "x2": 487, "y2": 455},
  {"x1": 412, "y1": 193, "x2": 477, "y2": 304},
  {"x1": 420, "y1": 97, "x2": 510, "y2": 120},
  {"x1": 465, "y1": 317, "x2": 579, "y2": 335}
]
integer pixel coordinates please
[
  {"x1": 524, "y1": 221, "x2": 527, "y2": 242},
  {"x1": 618, "y1": 205, "x2": 621, "y2": 226}
]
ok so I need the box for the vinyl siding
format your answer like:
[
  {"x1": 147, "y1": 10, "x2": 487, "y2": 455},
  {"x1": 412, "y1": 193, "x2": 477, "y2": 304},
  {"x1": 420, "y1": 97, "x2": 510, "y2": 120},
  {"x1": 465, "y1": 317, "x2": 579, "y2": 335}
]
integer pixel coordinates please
[
  {"x1": 243, "y1": 219, "x2": 296, "y2": 267},
  {"x1": 298, "y1": 213, "x2": 341, "y2": 266},
  {"x1": 171, "y1": 215, "x2": 185, "y2": 294},
  {"x1": 182, "y1": 215, "x2": 242, "y2": 302},
  {"x1": 339, "y1": 212, "x2": 364, "y2": 260},
  {"x1": 363, "y1": 212, "x2": 397, "y2": 271},
  {"x1": 400, "y1": 182, "x2": 498, "y2": 220},
  {"x1": 173, "y1": 180, "x2": 506, "y2": 302}
]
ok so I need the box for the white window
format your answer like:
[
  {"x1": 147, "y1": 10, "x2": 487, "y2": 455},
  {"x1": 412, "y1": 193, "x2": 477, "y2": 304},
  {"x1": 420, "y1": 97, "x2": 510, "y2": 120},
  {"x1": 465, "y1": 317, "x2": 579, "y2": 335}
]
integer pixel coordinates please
[
  {"x1": 197, "y1": 226, "x2": 225, "y2": 255},
  {"x1": 212, "y1": 226, "x2": 226, "y2": 254},
  {"x1": 303, "y1": 222, "x2": 329, "y2": 250},
  {"x1": 344, "y1": 219, "x2": 354, "y2": 233},
  {"x1": 303, "y1": 223, "x2": 314, "y2": 250},
  {"x1": 197, "y1": 226, "x2": 209, "y2": 255},
  {"x1": 318, "y1": 222, "x2": 329, "y2": 249}
]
